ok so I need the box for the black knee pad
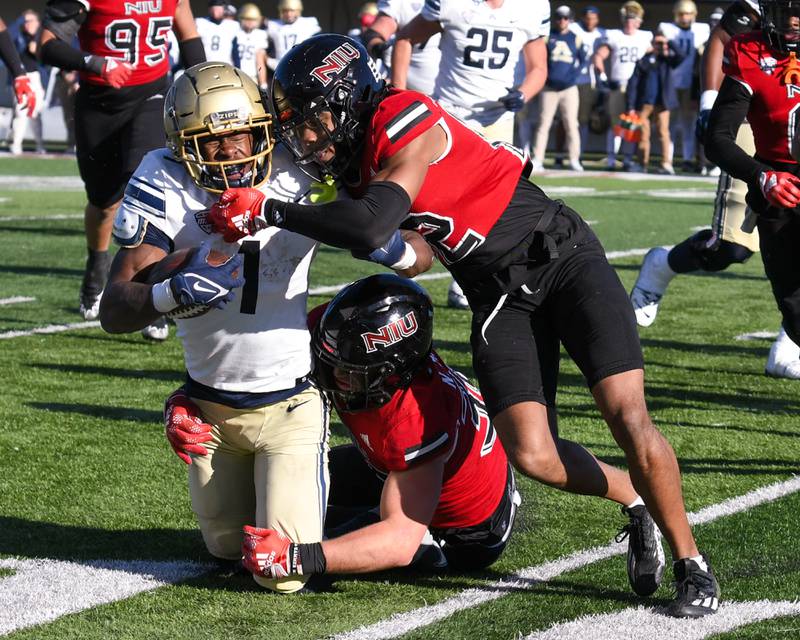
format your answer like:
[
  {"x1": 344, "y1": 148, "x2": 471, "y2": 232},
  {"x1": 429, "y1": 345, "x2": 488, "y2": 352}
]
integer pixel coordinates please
[{"x1": 701, "y1": 240, "x2": 754, "y2": 271}]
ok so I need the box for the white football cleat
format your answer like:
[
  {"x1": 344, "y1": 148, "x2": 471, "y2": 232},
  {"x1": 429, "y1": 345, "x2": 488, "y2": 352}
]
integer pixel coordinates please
[
  {"x1": 141, "y1": 317, "x2": 170, "y2": 341},
  {"x1": 630, "y1": 247, "x2": 676, "y2": 327},
  {"x1": 447, "y1": 280, "x2": 470, "y2": 310},
  {"x1": 765, "y1": 328, "x2": 800, "y2": 379},
  {"x1": 79, "y1": 289, "x2": 102, "y2": 321}
]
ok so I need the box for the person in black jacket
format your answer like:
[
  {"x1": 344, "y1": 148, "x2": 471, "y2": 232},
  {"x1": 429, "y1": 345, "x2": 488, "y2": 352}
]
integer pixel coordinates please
[{"x1": 626, "y1": 33, "x2": 684, "y2": 173}]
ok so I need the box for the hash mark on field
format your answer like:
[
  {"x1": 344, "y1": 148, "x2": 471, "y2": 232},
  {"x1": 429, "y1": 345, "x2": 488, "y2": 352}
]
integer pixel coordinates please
[
  {"x1": 329, "y1": 475, "x2": 800, "y2": 640},
  {"x1": 735, "y1": 331, "x2": 779, "y2": 341},
  {"x1": 0, "y1": 297, "x2": 35, "y2": 306},
  {"x1": 524, "y1": 600, "x2": 800, "y2": 640}
]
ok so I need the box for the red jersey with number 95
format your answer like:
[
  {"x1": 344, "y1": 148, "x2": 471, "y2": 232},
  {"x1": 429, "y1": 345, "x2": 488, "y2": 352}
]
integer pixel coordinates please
[
  {"x1": 349, "y1": 89, "x2": 529, "y2": 267},
  {"x1": 78, "y1": 0, "x2": 178, "y2": 86},
  {"x1": 723, "y1": 31, "x2": 800, "y2": 164}
]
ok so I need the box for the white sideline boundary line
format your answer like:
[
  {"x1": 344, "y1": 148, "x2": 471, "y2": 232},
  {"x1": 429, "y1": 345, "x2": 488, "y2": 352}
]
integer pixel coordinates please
[
  {"x1": 329, "y1": 475, "x2": 800, "y2": 640},
  {"x1": 0, "y1": 297, "x2": 35, "y2": 306},
  {"x1": 0, "y1": 248, "x2": 655, "y2": 340}
]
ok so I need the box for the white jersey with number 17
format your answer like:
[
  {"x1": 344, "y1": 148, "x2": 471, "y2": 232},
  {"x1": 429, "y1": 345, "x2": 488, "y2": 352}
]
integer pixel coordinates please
[{"x1": 422, "y1": 0, "x2": 550, "y2": 126}]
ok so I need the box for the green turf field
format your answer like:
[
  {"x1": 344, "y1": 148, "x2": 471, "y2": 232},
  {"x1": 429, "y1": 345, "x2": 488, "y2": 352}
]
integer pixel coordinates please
[{"x1": 1, "y1": 158, "x2": 798, "y2": 640}]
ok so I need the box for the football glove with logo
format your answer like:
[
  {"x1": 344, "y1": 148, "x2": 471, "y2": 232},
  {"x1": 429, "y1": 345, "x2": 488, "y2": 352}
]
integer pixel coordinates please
[
  {"x1": 209, "y1": 188, "x2": 278, "y2": 242},
  {"x1": 241, "y1": 526, "x2": 327, "y2": 578},
  {"x1": 499, "y1": 87, "x2": 525, "y2": 112},
  {"x1": 100, "y1": 58, "x2": 134, "y2": 89},
  {"x1": 13, "y1": 75, "x2": 36, "y2": 118},
  {"x1": 164, "y1": 389, "x2": 213, "y2": 465},
  {"x1": 162, "y1": 243, "x2": 245, "y2": 310},
  {"x1": 759, "y1": 170, "x2": 800, "y2": 209}
]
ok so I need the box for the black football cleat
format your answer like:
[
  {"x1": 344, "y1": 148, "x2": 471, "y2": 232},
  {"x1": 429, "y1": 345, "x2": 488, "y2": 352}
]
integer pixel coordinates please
[
  {"x1": 616, "y1": 504, "x2": 666, "y2": 596},
  {"x1": 667, "y1": 555, "x2": 720, "y2": 618}
]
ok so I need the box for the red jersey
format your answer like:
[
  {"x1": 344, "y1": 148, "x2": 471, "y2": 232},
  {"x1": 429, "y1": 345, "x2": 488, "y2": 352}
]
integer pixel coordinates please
[
  {"x1": 339, "y1": 351, "x2": 509, "y2": 530},
  {"x1": 349, "y1": 89, "x2": 529, "y2": 268},
  {"x1": 78, "y1": 0, "x2": 178, "y2": 86},
  {"x1": 723, "y1": 32, "x2": 800, "y2": 165}
]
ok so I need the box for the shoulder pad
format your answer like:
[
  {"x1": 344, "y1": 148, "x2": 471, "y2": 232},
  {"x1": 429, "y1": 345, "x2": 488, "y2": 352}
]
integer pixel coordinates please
[{"x1": 113, "y1": 208, "x2": 148, "y2": 248}]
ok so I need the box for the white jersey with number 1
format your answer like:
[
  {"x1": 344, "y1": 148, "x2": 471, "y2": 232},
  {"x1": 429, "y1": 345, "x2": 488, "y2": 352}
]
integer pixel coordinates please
[
  {"x1": 421, "y1": 0, "x2": 550, "y2": 127},
  {"x1": 112, "y1": 144, "x2": 319, "y2": 393}
]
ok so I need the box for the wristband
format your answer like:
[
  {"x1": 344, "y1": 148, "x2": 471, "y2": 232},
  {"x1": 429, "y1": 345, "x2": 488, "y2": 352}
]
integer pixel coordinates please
[
  {"x1": 390, "y1": 241, "x2": 418, "y2": 271},
  {"x1": 152, "y1": 279, "x2": 179, "y2": 313},
  {"x1": 296, "y1": 542, "x2": 327, "y2": 575},
  {"x1": 699, "y1": 90, "x2": 718, "y2": 112}
]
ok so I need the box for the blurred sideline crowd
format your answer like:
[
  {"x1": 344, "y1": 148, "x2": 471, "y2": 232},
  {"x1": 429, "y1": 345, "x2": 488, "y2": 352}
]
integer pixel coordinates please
[{"x1": 1, "y1": 0, "x2": 722, "y2": 176}]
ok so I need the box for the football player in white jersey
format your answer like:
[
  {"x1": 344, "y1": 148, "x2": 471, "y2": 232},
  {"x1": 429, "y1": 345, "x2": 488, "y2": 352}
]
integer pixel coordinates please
[
  {"x1": 196, "y1": 0, "x2": 240, "y2": 65},
  {"x1": 266, "y1": 0, "x2": 321, "y2": 71},
  {"x1": 658, "y1": 1, "x2": 710, "y2": 172},
  {"x1": 98, "y1": 63, "x2": 331, "y2": 594},
  {"x1": 234, "y1": 3, "x2": 269, "y2": 88},
  {"x1": 392, "y1": 0, "x2": 550, "y2": 145},
  {"x1": 593, "y1": 1, "x2": 653, "y2": 169},
  {"x1": 362, "y1": 0, "x2": 442, "y2": 96}
]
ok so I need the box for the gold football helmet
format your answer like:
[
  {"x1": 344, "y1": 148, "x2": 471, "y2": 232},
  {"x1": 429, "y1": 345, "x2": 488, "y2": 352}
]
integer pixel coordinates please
[
  {"x1": 164, "y1": 62, "x2": 273, "y2": 193},
  {"x1": 278, "y1": 0, "x2": 303, "y2": 13},
  {"x1": 620, "y1": 1, "x2": 644, "y2": 21},
  {"x1": 238, "y1": 3, "x2": 263, "y2": 22},
  {"x1": 673, "y1": 0, "x2": 697, "y2": 25}
]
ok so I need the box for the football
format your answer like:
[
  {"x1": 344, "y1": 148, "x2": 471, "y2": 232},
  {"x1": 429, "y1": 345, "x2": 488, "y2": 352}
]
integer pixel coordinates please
[{"x1": 138, "y1": 246, "x2": 235, "y2": 319}]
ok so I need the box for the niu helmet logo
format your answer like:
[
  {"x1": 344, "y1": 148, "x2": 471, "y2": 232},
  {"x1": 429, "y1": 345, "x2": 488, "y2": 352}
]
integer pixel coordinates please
[
  {"x1": 311, "y1": 42, "x2": 360, "y2": 86},
  {"x1": 361, "y1": 311, "x2": 418, "y2": 353}
]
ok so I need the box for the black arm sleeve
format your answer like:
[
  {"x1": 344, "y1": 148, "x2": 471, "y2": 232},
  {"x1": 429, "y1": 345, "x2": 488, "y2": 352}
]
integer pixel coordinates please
[
  {"x1": 0, "y1": 29, "x2": 25, "y2": 76},
  {"x1": 178, "y1": 36, "x2": 206, "y2": 68},
  {"x1": 270, "y1": 181, "x2": 412, "y2": 250},
  {"x1": 40, "y1": 36, "x2": 103, "y2": 73},
  {"x1": 705, "y1": 76, "x2": 770, "y2": 185}
]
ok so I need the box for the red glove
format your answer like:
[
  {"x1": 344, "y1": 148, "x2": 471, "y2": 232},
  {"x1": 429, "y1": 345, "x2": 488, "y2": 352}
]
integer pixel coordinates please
[
  {"x1": 164, "y1": 389, "x2": 213, "y2": 465},
  {"x1": 759, "y1": 171, "x2": 800, "y2": 209},
  {"x1": 241, "y1": 525, "x2": 301, "y2": 578},
  {"x1": 13, "y1": 75, "x2": 36, "y2": 118},
  {"x1": 101, "y1": 58, "x2": 134, "y2": 89},
  {"x1": 208, "y1": 188, "x2": 269, "y2": 243}
]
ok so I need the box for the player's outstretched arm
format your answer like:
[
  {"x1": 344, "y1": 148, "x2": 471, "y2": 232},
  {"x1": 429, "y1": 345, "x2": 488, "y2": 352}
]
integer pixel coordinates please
[
  {"x1": 209, "y1": 124, "x2": 448, "y2": 250},
  {"x1": 242, "y1": 459, "x2": 445, "y2": 578}
]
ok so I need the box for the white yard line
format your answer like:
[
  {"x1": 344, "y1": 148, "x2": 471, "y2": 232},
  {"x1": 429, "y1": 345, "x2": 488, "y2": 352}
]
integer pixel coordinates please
[
  {"x1": 0, "y1": 320, "x2": 100, "y2": 340},
  {"x1": 0, "y1": 558, "x2": 210, "y2": 636},
  {"x1": 0, "y1": 297, "x2": 35, "y2": 306},
  {"x1": 524, "y1": 600, "x2": 800, "y2": 640},
  {"x1": 0, "y1": 213, "x2": 83, "y2": 221},
  {"x1": 0, "y1": 175, "x2": 83, "y2": 190},
  {"x1": 329, "y1": 475, "x2": 800, "y2": 640}
]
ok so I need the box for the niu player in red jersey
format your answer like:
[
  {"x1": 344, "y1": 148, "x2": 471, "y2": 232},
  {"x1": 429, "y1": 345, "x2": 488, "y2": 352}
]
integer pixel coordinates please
[
  {"x1": 706, "y1": 0, "x2": 800, "y2": 360},
  {"x1": 240, "y1": 274, "x2": 519, "y2": 578},
  {"x1": 0, "y1": 18, "x2": 37, "y2": 117},
  {"x1": 39, "y1": 0, "x2": 206, "y2": 326},
  {"x1": 208, "y1": 34, "x2": 720, "y2": 617}
]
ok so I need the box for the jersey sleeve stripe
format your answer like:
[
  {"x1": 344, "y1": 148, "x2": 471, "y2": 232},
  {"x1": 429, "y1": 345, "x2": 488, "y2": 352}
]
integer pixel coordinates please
[
  {"x1": 131, "y1": 175, "x2": 166, "y2": 197},
  {"x1": 424, "y1": 0, "x2": 441, "y2": 12},
  {"x1": 124, "y1": 182, "x2": 166, "y2": 215},
  {"x1": 730, "y1": 76, "x2": 753, "y2": 95},
  {"x1": 404, "y1": 431, "x2": 449, "y2": 462},
  {"x1": 386, "y1": 102, "x2": 433, "y2": 143}
]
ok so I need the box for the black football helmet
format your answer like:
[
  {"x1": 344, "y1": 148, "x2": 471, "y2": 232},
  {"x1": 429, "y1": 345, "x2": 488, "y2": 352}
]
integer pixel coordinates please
[
  {"x1": 312, "y1": 274, "x2": 433, "y2": 411},
  {"x1": 760, "y1": 0, "x2": 800, "y2": 53},
  {"x1": 270, "y1": 33, "x2": 386, "y2": 180}
]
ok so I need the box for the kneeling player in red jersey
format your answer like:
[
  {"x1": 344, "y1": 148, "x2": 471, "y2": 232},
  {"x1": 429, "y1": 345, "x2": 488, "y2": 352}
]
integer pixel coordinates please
[{"x1": 246, "y1": 274, "x2": 519, "y2": 576}]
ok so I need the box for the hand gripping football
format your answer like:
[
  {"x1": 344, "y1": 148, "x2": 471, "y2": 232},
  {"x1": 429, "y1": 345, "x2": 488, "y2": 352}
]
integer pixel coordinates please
[{"x1": 142, "y1": 247, "x2": 236, "y2": 319}]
